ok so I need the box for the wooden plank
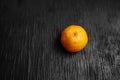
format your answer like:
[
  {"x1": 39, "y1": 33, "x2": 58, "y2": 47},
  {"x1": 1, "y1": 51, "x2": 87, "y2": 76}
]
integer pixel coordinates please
[{"x1": 0, "y1": 0, "x2": 120, "y2": 80}]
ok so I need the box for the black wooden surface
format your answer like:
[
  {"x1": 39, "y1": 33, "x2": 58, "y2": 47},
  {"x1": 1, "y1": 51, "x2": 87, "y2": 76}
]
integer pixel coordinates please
[{"x1": 0, "y1": 0, "x2": 120, "y2": 80}]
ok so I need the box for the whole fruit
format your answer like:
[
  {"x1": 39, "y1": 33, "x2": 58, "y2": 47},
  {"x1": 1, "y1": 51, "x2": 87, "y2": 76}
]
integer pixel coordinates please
[{"x1": 61, "y1": 25, "x2": 88, "y2": 53}]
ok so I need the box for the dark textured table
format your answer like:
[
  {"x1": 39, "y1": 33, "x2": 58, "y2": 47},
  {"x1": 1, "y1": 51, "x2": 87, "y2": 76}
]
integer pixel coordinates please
[{"x1": 0, "y1": 0, "x2": 120, "y2": 80}]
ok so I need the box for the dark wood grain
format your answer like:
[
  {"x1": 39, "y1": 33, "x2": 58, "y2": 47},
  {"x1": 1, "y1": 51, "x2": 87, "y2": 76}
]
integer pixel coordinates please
[{"x1": 0, "y1": 0, "x2": 120, "y2": 80}]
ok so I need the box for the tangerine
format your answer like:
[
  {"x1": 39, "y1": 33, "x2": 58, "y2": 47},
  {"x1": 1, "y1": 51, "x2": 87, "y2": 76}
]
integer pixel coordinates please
[{"x1": 61, "y1": 25, "x2": 88, "y2": 53}]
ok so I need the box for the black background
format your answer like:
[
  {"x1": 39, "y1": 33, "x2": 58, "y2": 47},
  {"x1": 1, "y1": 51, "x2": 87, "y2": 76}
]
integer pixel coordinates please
[{"x1": 0, "y1": 0, "x2": 120, "y2": 80}]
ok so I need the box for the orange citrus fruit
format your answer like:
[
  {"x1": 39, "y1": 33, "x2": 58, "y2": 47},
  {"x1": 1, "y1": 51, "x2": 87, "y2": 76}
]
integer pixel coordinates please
[{"x1": 61, "y1": 25, "x2": 88, "y2": 53}]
